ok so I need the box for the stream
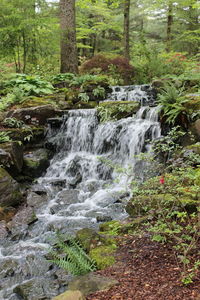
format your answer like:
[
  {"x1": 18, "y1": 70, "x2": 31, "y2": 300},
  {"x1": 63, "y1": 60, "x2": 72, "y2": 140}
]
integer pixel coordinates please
[{"x1": 0, "y1": 85, "x2": 161, "y2": 300}]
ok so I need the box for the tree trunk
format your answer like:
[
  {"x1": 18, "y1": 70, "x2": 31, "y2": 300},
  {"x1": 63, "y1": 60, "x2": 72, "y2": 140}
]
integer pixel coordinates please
[
  {"x1": 60, "y1": 0, "x2": 78, "y2": 73},
  {"x1": 166, "y1": 1, "x2": 173, "y2": 52},
  {"x1": 123, "y1": 0, "x2": 130, "y2": 61}
]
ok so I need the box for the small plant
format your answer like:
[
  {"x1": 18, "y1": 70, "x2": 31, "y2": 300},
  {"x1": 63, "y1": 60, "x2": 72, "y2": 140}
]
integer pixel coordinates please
[
  {"x1": 93, "y1": 86, "x2": 105, "y2": 98},
  {"x1": 158, "y1": 82, "x2": 189, "y2": 125},
  {"x1": 5, "y1": 74, "x2": 54, "y2": 96},
  {"x1": 0, "y1": 132, "x2": 11, "y2": 143},
  {"x1": 48, "y1": 233, "x2": 96, "y2": 276},
  {"x1": 78, "y1": 92, "x2": 90, "y2": 102},
  {"x1": 3, "y1": 118, "x2": 25, "y2": 128},
  {"x1": 52, "y1": 73, "x2": 75, "y2": 84}
]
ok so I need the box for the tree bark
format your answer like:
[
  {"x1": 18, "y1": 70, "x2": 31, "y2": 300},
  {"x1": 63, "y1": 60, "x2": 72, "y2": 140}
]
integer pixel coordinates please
[
  {"x1": 166, "y1": 1, "x2": 173, "y2": 52},
  {"x1": 123, "y1": 0, "x2": 130, "y2": 61},
  {"x1": 60, "y1": 0, "x2": 78, "y2": 73}
]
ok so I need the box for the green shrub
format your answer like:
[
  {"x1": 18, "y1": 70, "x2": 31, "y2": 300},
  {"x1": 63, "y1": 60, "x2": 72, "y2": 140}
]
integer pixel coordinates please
[
  {"x1": 0, "y1": 132, "x2": 11, "y2": 143},
  {"x1": 5, "y1": 74, "x2": 54, "y2": 96}
]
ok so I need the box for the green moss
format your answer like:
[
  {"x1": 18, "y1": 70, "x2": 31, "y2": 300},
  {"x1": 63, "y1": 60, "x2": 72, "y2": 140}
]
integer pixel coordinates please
[
  {"x1": 13, "y1": 96, "x2": 58, "y2": 109},
  {"x1": 99, "y1": 220, "x2": 122, "y2": 235},
  {"x1": 89, "y1": 246, "x2": 116, "y2": 270},
  {"x1": 24, "y1": 158, "x2": 40, "y2": 169},
  {"x1": 11, "y1": 190, "x2": 23, "y2": 201}
]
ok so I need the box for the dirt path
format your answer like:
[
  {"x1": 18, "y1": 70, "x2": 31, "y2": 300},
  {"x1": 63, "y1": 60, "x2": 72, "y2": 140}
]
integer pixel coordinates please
[{"x1": 86, "y1": 235, "x2": 200, "y2": 300}]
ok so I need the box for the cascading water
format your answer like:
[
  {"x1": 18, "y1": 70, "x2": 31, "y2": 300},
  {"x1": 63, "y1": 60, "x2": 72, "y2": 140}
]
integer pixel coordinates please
[{"x1": 0, "y1": 87, "x2": 161, "y2": 300}]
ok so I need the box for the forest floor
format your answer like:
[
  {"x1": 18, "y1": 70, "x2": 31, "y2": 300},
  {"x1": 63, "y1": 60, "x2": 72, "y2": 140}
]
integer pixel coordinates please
[{"x1": 86, "y1": 234, "x2": 200, "y2": 300}]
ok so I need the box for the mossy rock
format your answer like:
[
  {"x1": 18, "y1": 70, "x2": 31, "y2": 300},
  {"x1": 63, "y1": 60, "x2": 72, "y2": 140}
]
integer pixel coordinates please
[
  {"x1": 22, "y1": 148, "x2": 50, "y2": 179},
  {"x1": 76, "y1": 228, "x2": 116, "y2": 252},
  {"x1": 76, "y1": 228, "x2": 102, "y2": 252},
  {"x1": 98, "y1": 101, "x2": 140, "y2": 121},
  {"x1": 185, "y1": 95, "x2": 200, "y2": 111},
  {"x1": 99, "y1": 220, "x2": 122, "y2": 234},
  {"x1": 0, "y1": 167, "x2": 23, "y2": 207},
  {"x1": 12, "y1": 96, "x2": 58, "y2": 109},
  {"x1": 186, "y1": 143, "x2": 200, "y2": 156},
  {"x1": 0, "y1": 141, "x2": 23, "y2": 174},
  {"x1": 52, "y1": 290, "x2": 85, "y2": 300},
  {"x1": 74, "y1": 101, "x2": 98, "y2": 109},
  {"x1": 89, "y1": 245, "x2": 116, "y2": 270}
]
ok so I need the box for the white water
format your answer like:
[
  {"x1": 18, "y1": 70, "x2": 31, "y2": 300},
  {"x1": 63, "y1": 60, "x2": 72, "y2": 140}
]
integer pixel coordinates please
[
  {"x1": 0, "y1": 88, "x2": 161, "y2": 300},
  {"x1": 107, "y1": 85, "x2": 156, "y2": 105}
]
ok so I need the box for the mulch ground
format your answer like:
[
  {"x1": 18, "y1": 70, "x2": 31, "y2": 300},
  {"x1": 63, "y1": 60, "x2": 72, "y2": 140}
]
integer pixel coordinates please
[{"x1": 86, "y1": 235, "x2": 200, "y2": 300}]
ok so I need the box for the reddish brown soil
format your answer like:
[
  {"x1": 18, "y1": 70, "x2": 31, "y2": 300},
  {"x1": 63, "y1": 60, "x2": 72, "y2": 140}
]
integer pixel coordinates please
[{"x1": 86, "y1": 235, "x2": 200, "y2": 300}]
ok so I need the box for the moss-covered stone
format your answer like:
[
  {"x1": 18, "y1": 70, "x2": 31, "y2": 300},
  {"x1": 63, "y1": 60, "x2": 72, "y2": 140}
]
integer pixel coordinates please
[
  {"x1": 0, "y1": 141, "x2": 23, "y2": 174},
  {"x1": 89, "y1": 245, "x2": 116, "y2": 269},
  {"x1": 52, "y1": 290, "x2": 85, "y2": 300},
  {"x1": 99, "y1": 220, "x2": 122, "y2": 234},
  {"x1": 68, "y1": 274, "x2": 118, "y2": 296},
  {"x1": 76, "y1": 228, "x2": 102, "y2": 252},
  {"x1": 0, "y1": 167, "x2": 23, "y2": 207},
  {"x1": 12, "y1": 96, "x2": 58, "y2": 109},
  {"x1": 22, "y1": 148, "x2": 50, "y2": 179},
  {"x1": 76, "y1": 228, "x2": 117, "y2": 251},
  {"x1": 98, "y1": 101, "x2": 140, "y2": 121}
]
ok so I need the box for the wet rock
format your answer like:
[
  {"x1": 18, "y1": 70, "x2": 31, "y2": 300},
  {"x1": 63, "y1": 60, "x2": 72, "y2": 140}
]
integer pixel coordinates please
[
  {"x1": 68, "y1": 274, "x2": 118, "y2": 296},
  {"x1": 7, "y1": 206, "x2": 38, "y2": 237},
  {"x1": 47, "y1": 117, "x2": 63, "y2": 128},
  {"x1": 52, "y1": 290, "x2": 85, "y2": 300},
  {"x1": 22, "y1": 148, "x2": 50, "y2": 179},
  {"x1": 13, "y1": 278, "x2": 59, "y2": 300},
  {"x1": 54, "y1": 269, "x2": 73, "y2": 286},
  {"x1": 7, "y1": 104, "x2": 58, "y2": 125},
  {"x1": 51, "y1": 179, "x2": 67, "y2": 187},
  {"x1": 0, "y1": 141, "x2": 23, "y2": 174},
  {"x1": 27, "y1": 192, "x2": 47, "y2": 208},
  {"x1": 96, "y1": 215, "x2": 112, "y2": 223},
  {"x1": 0, "y1": 167, "x2": 23, "y2": 207},
  {"x1": 31, "y1": 184, "x2": 47, "y2": 195},
  {"x1": 0, "y1": 220, "x2": 8, "y2": 239},
  {"x1": 0, "y1": 258, "x2": 19, "y2": 280},
  {"x1": 58, "y1": 189, "x2": 79, "y2": 205}
]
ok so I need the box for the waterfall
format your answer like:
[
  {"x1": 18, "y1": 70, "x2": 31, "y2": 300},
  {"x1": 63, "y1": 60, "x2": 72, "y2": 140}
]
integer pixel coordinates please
[{"x1": 0, "y1": 88, "x2": 161, "y2": 300}]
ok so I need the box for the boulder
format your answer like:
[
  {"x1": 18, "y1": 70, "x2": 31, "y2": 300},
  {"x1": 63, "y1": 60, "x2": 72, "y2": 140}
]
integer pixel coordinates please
[
  {"x1": 0, "y1": 220, "x2": 8, "y2": 239},
  {"x1": 68, "y1": 274, "x2": 118, "y2": 296},
  {"x1": 0, "y1": 167, "x2": 23, "y2": 207},
  {"x1": 7, "y1": 206, "x2": 38, "y2": 237},
  {"x1": 7, "y1": 104, "x2": 58, "y2": 125},
  {"x1": 27, "y1": 192, "x2": 47, "y2": 208},
  {"x1": 52, "y1": 290, "x2": 85, "y2": 300},
  {"x1": 13, "y1": 278, "x2": 60, "y2": 300},
  {"x1": 22, "y1": 148, "x2": 50, "y2": 179},
  {"x1": 0, "y1": 141, "x2": 23, "y2": 173}
]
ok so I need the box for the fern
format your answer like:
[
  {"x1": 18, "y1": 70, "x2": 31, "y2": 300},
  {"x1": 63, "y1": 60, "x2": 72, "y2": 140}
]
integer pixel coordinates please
[{"x1": 48, "y1": 234, "x2": 96, "y2": 276}]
